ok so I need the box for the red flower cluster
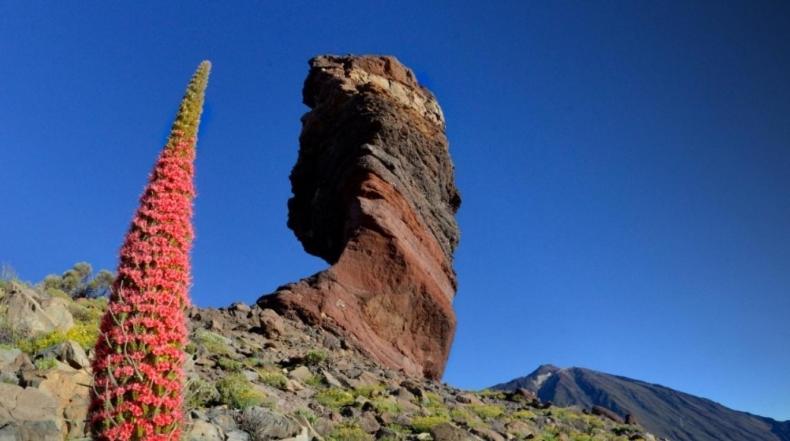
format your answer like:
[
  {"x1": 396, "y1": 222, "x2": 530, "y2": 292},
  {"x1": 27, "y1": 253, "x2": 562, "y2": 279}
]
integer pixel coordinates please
[{"x1": 90, "y1": 62, "x2": 209, "y2": 441}]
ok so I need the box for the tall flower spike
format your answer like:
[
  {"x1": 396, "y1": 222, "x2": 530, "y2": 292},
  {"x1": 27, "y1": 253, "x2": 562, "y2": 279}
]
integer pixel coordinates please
[{"x1": 90, "y1": 61, "x2": 210, "y2": 441}]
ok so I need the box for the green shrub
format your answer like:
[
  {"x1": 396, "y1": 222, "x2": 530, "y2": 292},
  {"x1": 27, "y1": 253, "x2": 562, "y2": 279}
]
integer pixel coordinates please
[
  {"x1": 450, "y1": 407, "x2": 483, "y2": 428},
  {"x1": 327, "y1": 422, "x2": 373, "y2": 441},
  {"x1": 217, "y1": 357, "x2": 243, "y2": 372},
  {"x1": 258, "y1": 369, "x2": 288, "y2": 389},
  {"x1": 216, "y1": 373, "x2": 267, "y2": 409},
  {"x1": 316, "y1": 387, "x2": 355, "y2": 410},
  {"x1": 411, "y1": 415, "x2": 450, "y2": 432},
  {"x1": 192, "y1": 329, "x2": 231, "y2": 355},
  {"x1": 35, "y1": 323, "x2": 96, "y2": 353},
  {"x1": 185, "y1": 377, "x2": 219, "y2": 410},
  {"x1": 371, "y1": 396, "x2": 401, "y2": 414},
  {"x1": 512, "y1": 409, "x2": 536, "y2": 420},
  {"x1": 469, "y1": 403, "x2": 504, "y2": 419},
  {"x1": 304, "y1": 350, "x2": 327, "y2": 366},
  {"x1": 294, "y1": 408, "x2": 317, "y2": 424},
  {"x1": 423, "y1": 391, "x2": 449, "y2": 417},
  {"x1": 354, "y1": 383, "x2": 385, "y2": 398},
  {"x1": 34, "y1": 356, "x2": 57, "y2": 370}
]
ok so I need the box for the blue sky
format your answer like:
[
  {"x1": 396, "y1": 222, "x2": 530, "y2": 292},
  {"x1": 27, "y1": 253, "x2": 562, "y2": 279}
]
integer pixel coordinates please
[{"x1": 1, "y1": 1, "x2": 789, "y2": 421}]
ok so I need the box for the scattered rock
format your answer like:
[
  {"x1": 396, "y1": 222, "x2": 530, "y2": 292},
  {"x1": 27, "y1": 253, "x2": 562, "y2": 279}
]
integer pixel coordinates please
[
  {"x1": 185, "y1": 419, "x2": 224, "y2": 441},
  {"x1": 431, "y1": 422, "x2": 481, "y2": 440}
]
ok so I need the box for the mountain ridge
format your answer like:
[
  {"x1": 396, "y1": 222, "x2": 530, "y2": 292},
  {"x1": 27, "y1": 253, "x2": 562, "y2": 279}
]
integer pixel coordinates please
[{"x1": 493, "y1": 364, "x2": 790, "y2": 441}]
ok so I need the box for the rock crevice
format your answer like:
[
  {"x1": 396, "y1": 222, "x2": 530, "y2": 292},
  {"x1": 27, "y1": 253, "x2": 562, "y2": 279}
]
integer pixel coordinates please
[{"x1": 259, "y1": 54, "x2": 461, "y2": 379}]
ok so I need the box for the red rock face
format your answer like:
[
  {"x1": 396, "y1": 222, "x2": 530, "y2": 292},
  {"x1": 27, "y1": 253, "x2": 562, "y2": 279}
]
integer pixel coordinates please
[{"x1": 258, "y1": 55, "x2": 461, "y2": 380}]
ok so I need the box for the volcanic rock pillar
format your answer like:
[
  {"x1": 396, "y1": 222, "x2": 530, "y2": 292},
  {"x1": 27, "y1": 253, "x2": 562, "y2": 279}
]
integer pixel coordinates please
[{"x1": 258, "y1": 55, "x2": 461, "y2": 380}]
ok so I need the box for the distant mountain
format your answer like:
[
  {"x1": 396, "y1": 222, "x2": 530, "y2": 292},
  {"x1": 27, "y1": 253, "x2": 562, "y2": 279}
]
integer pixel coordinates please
[{"x1": 493, "y1": 365, "x2": 790, "y2": 441}]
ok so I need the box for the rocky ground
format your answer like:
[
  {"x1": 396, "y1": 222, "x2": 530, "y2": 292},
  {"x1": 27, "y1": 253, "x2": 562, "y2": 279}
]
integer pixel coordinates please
[{"x1": 0, "y1": 280, "x2": 661, "y2": 441}]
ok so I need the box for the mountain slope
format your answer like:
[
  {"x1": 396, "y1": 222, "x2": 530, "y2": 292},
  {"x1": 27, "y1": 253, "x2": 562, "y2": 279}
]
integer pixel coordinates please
[{"x1": 493, "y1": 365, "x2": 790, "y2": 441}]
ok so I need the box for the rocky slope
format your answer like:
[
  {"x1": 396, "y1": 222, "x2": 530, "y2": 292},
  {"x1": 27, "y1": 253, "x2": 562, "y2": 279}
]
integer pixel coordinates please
[
  {"x1": 493, "y1": 365, "x2": 790, "y2": 441},
  {"x1": 0, "y1": 281, "x2": 659, "y2": 441},
  {"x1": 258, "y1": 55, "x2": 461, "y2": 380}
]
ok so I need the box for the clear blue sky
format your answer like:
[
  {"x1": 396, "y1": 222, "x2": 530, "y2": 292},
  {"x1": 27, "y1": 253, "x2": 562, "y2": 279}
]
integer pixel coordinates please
[{"x1": 1, "y1": 1, "x2": 788, "y2": 421}]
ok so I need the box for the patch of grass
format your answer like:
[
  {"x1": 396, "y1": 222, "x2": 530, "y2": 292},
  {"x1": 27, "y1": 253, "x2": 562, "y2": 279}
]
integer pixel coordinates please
[
  {"x1": 304, "y1": 350, "x2": 327, "y2": 366},
  {"x1": 381, "y1": 423, "x2": 411, "y2": 440},
  {"x1": 192, "y1": 329, "x2": 232, "y2": 356},
  {"x1": 185, "y1": 376, "x2": 219, "y2": 410},
  {"x1": 294, "y1": 408, "x2": 317, "y2": 424},
  {"x1": 216, "y1": 373, "x2": 267, "y2": 409},
  {"x1": 316, "y1": 387, "x2": 355, "y2": 410},
  {"x1": 243, "y1": 357, "x2": 265, "y2": 368},
  {"x1": 411, "y1": 415, "x2": 450, "y2": 433},
  {"x1": 371, "y1": 396, "x2": 402, "y2": 414},
  {"x1": 327, "y1": 422, "x2": 373, "y2": 441},
  {"x1": 423, "y1": 391, "x2": 449, "y2": 417},
  {"x1": 450, "y1": 407, "x2": 483, "y2": 429},
  {"x1": 34, "y1": 356, "x2": 57, "y2": 370},
  {"x1": 354, "y1": 383, "x2": 385, "y2": 398},
  {"x1": 478, "y1": 388, "x2": 507, "y2": 400},
  {"x1": 217, "y1": 357, "x2": 244, "y2": 372},
  {"x1": 469, "y1": 403, "x2": 504, "y2": 419},
  {"x1": 512, "y1": 409, "x2": 536, "y2": 420},
  {"x1": 258, "y1": 369, "x2": 288, "y2": 390},
  {"x1": 304, "y1": 374, "x2": 324, "y2": 388}
]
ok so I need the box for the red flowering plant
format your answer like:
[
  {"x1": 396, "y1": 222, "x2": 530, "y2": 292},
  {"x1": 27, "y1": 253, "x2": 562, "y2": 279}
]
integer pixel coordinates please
[{"x1": 90, "y1": 61, "x2": 210, "y2": 441}]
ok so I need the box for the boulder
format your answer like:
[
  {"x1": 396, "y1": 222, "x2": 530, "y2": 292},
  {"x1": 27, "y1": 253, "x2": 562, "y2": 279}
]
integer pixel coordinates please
[
  {"x1": 0, "y1": 283, "x2": 73, "y2": 336},
  {"x1": 185, "y1": 419, "x2": 224, "y2": 441},
  {"x1": 239, "y1": 406, "x2": 303, "y2": 440},
  {"x1": 431, "y1": 422, "x2": 482, "y2": 441},
  {"x1": 259, "y1": 55, "x2": 461, "y2": 380},
  {"x1": 38, "y1": 340, "x2": 90, "y2": 369},
  {"x1": 0, "y1": 383, "x2": 62, "y2": 441},
  {"x1": 35, "y1": 361, "x2": 92, "y2": 439}
]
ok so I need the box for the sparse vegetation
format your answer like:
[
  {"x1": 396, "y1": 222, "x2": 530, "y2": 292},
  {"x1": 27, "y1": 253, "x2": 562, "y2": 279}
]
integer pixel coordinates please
[
  {"x1": 327, "y1": 422, "x2": 373, "y2": 441},
  {"x1": 304, "y1": 349, "x2": 328, "y2": 365},
  {"x1": 217, "y1": 373, "x2": 267, "y2": 409},
  {"x1": 411, "y1": 415, "x2": 451, "y2": 432},
  {"x1": 316, "y1": 387, "x2": 355, "y2": 410},
  {"x1": 34, "y1": 356, "x2": 57, "y2": 370},
  {"x1": 185, "y1": 377, "x2": 220, "y2": 410}
]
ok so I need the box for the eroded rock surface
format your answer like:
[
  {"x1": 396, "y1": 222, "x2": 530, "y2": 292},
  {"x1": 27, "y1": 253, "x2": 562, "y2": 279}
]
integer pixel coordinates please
[{"x1": 258, "y1": 55, "x2": 461, "y2": 379}]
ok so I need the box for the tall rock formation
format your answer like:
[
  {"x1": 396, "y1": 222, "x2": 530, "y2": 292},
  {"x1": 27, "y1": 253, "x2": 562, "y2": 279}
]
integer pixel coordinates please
[{"x1": 258, "y1": 55, "x2": 461, "y2": 380}]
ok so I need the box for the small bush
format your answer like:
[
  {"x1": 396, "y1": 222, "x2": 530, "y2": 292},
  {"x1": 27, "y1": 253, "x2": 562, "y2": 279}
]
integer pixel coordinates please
[
  {"x1": 411, "y1": 415, "x2": 450, "y2": 432},
  {"x1": 327, "y1": 422, "x2": 373, "y2": 441},
  {"x1": 217, "y1": 373, "x2": 267, "y2": 409},
  {"x1": 478, "y1": 389, "x2": 507, "y2": 400},
  {"x1": 354, "y1": 383, "x2": 385, "y2": 398},
  {"x1": 294, "y1": 408, "x2": 317, "y2": 424},
  {"x1": 34, "y1": 356, "x2": 57, "y2": 370},
  {"x1": 469, "y1": 403, "x2": 504, "y2": 419},
  {"x1": 512, "y1": 409, "x2": 536, "y2": 420},
  {"x1": 371, "y1": 396, "x2": 402, "y2": 414},
  {"x1": 193, "y1": 329, "x2": 232, "y2": 355},
  {"x1": 185, "y1": 377, "x2": 220, "y2": 410},
  {"x1": 450, "y1": 407, "x2": 483, "y2": 429},
  {"x1": 258, "y1": 369, "x2": 288, "y2": 390},
  {"x1": 304, "y1": 350, "x2": 327, "y2": 366},
  {"x1": 217, "y1": 357, "x2": 243, "y2": 372},
  {"x1": 316, "y1": 387, "x2": 355, "y2": 410}
]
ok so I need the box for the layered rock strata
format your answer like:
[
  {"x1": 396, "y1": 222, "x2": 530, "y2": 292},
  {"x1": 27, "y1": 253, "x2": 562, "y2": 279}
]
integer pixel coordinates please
[{"x1": 258, "y1": 55, "x2": 461, "y2": 380}]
